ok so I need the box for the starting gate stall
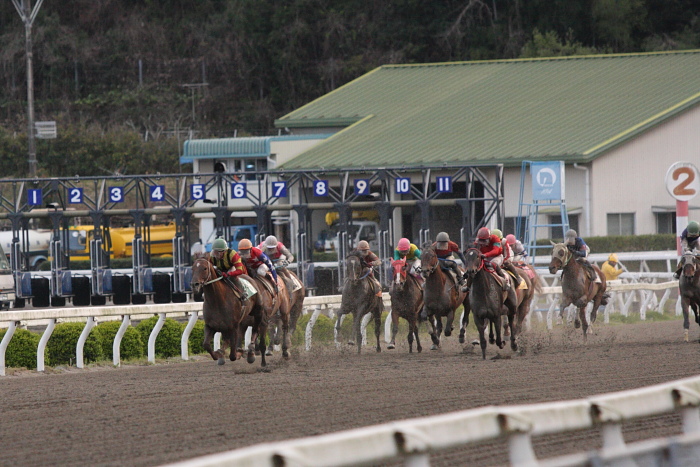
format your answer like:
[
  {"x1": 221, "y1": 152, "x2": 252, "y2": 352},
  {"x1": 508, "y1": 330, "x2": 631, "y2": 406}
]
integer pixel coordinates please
[{"x1": 0, "y1": 164, "x2": 503, "y2": 305}]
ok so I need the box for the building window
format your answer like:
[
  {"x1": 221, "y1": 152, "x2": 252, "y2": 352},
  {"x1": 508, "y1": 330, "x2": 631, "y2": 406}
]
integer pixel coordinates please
[
  {"x1": 504, "y1": 216, "x2": 526, "y2": 239},
  {"x1": 233, "y1": 158, "x2": 268, "y2": 181},
  {"x1": 607, "y1": 213, "x2": 635, "y2": 236},
  {"x1": 549, "y1": 214, "x2": 579, "y2": 239},
  {"x1": 655, "y1": 213, "x2": 676, "y2": 234}
]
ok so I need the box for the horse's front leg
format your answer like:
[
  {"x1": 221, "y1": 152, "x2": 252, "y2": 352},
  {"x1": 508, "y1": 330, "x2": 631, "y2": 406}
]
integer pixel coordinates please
[
  {"x1": 387, "y1": 307, "x2": 399, "y2": 350},
  {"x1": 203, "y1": 325, "x2": 224, "y2": 364},
  {"x1": 412, "y1": 318, "x2": 422, "y2": 353},
  {"x1": 488, "y1": 320, "x2": 495, "y2": 345},
  {"x1": 229, "y1": 327, "x2": 239, "y2": 362},
  {"x1": 373, "y1": 308, "x2": 382, "y2": 353},
  {"x1": 459, "y1": 303, "x2": 471, "y2": 344},
  {"x1": 475, "y1": 316, "x2": 488, "y2": 360},
  {"x1": 579, "y1": 305, "x2": 589, "y2": 343},
  {"x1": 353, "y1": 310, "x2": 364, "y2": 354},
  {"x1": 247, "y1": 318, "x2": 261, "y2": 364},
  {"x1": 280, "y1": 310, "x2": 291, "y2": 360},
  {"x1": 682, "y1": 296, "x2": 691, "y2": 342},
  {"x1": 258, "y1": 322, "x2": 268, "y2": 367},
  {"x1": 444, "y1": 309, "x2": 455, "y2": 337},
  {"x1": 426, "y1": 312, "x2": 440, "y2": 350},
  {"x1": 494, "y1": 315, "x2": 504, "y2": 349}
]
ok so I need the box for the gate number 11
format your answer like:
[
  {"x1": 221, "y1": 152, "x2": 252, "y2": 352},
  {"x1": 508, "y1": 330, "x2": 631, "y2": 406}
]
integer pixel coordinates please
[{"x1": 437, "y1": 176, "x2": 452, "y2": 193}]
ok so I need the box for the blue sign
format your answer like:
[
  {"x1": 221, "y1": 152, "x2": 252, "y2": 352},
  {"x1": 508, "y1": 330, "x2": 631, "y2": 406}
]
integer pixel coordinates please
[
  {"x1": 27, "y1": 189, "x2": 42, "y2": 206},
  {"x1": 313, "y1": 180, "x2": 328, "y2": 196},
  {"x1": 109, "y1": 187, "x2": 124, "y2": 203},
  {"x1": 531, "y1": 161, "x2": 565, "y2": 201}
]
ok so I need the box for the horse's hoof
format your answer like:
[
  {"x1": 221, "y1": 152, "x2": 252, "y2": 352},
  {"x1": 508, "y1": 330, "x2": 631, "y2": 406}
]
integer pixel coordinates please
[
  {"x1": 417, "y1": 346, "x2": 422, "y2": 353},
  {"x1": 247, "y1": 353, "x2": 255, "y2": 364},
  {"x1": 459, "y1": 334, "x2": 465, "y2": 344},
  {"x1": 489, "y1": 338, "x2": 495, "y2": 345},
  {"x1": 511, "y1": 342, "x2": 518, "y2": 351},
  {"x1": 387, "y1": 344, "x2": 395, "y2": 350},
  {"x1": 430, "y1": 344, "x2": 439, "y2": 350},
  {"x1": 376, "y1": 347, "x2": 381, "y2": 353},
  {"x1": 574, "y1": 320, "x2": 581, "y2": 329},
  {"x1": 444, "y1": 330, "x2": 452, "y2": 337},
  {"x1": 283, "y1": 351, "x2": 290, "y2": 360},
  {"x1": 685, "y1": 330, "x2": 689, "y2": 342},
  {"x1": 217, "y1": 358, "x2": 225, "y2": 366},
  {"x1": 347, "y1": 340, "x2": 355, "y2": 346},
  {"x1": 265, "y1": 350, "x2": 273, "y2": 356}
]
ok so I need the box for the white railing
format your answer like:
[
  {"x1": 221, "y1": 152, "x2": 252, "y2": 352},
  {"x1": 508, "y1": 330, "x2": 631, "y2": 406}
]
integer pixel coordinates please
[
  {"x1": 162, "y1": 374, "x2": 700, "y2": 467},
  {"x1": 0, "y1": 276, "x2": 683, "y2": 376}
]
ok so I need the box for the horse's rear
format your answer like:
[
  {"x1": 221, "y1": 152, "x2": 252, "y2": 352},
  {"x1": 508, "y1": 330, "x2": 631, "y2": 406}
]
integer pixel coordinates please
[
  {"x1": 238, "y1": 274, "x2": 282, "y2": 367},
  {"x1": 266, "y1": 275, "x2": 293, "y2": 358},
  {"x1": 388, "y1": 259, "x2": 423, "y2": 353},
  {"x1": 511, "y1": 264, "x2": 543, "y2": 334},
  {"x1": 679, "y1": 253, "x2": 700, "y2": 342}
]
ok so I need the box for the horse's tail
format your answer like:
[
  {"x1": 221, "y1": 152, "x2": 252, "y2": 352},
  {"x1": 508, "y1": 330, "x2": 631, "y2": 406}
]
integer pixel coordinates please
[{"x1": 529, "y1": 266, "x2": 544, "y2": 294}]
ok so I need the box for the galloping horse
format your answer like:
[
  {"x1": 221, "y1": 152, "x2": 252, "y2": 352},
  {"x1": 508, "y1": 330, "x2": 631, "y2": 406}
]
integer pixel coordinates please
[
  {"x1": 336, "y1": 252, "x2": 383, "y2": 353},
  {"x1": 266, "y1": 261, "x2": 305, "y2": 357},
  {"x1": 510, "y1": 262, "x2": 543, "y2": 335},
  {"x1": 190, "y1": 256, "x2": 251, "y2": 365},
  {"x1": 548, "y1": 242, "x2": 608, "y2": 342},
  {"x1": 388, "y1": 258, "x2": 423, "y2": 353},
  {"x1": 678, "y1": 250, "x2": 700, "y2": 342},
  {"x1": 420, "y1": 246, "x2": 467, "y2": 350},
  {"x1": 461, "y1": 248, "x2": 518, "y2": 359}
]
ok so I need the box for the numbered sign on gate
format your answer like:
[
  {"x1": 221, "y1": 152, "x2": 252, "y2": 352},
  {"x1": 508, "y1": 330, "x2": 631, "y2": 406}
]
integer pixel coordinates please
[
  {"x1": 109, "y1": 187, "x2": 124, "y2": 203},
  {"x1": 313, "y1": 180, "x2": 329, "y2": 196},
  {"x1": 149, "y1": 185, "x2": 166, "y2": 202},
  {"x1": 666, "y1": 162, "x2": 700, "y2": 201},
  {"x1": 354, "y1": 179, "x2": 370, "y2": 196},
  {"x1": 68, "y1": 187, "x2": 83, "y2": 204},
  {"x1": 190, "y1": 184, "x2": 205, "y2": 200},
  {"x1": 231, "y1": 182, "x2": 247, "y2": 199},
  {"x1": 27, "y1": 189, "x2": 42, "y2": 206}
]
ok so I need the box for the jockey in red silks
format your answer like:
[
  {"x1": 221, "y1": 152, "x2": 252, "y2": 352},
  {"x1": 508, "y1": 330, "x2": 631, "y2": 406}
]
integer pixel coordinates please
[
  {"x1": 237, "y1": 238, "x2": 279, "y2": 295},
  {"x1": 258, "y1": 235, "x2": 294, "y2": 278},
  {"x1": 463, "y1": 227, "x2": 510, "y2": 291},
  {"x1": 209, "y1": 236, "x2": 249, "y2": 301},
  {"x1": 354, "y1": 240, "x2": 383, "y2": 297}
]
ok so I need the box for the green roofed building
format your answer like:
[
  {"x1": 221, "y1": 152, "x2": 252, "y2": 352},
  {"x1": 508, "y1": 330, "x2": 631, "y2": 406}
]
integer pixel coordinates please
[{"x1": 273, "y1": 50, "x2": 700, "y2": 237}]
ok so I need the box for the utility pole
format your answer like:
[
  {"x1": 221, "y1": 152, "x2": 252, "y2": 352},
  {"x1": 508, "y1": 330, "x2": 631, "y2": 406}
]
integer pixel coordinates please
[{"x1": 12, "y1": 0, "x2": 44, "y2": 178}]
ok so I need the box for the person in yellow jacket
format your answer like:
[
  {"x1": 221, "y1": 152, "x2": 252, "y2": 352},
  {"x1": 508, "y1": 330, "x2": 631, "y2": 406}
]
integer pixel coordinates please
[{"x1": 601, "y1": 253, "x2": 624, "y2": 281}]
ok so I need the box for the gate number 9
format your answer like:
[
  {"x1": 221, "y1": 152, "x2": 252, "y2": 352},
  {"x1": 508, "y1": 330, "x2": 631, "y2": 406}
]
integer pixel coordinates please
[{"x1": 354, "y1": 179, "x2": 370, "y2": 196}]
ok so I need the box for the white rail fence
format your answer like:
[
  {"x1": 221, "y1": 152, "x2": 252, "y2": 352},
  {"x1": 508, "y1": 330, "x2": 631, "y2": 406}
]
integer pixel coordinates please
[
  {"x1": 163, "y1": 374, "x2": 700, "y2": 467},
  {"x1": 0, "y1": 274, "x2": 683, "y2": 376}
]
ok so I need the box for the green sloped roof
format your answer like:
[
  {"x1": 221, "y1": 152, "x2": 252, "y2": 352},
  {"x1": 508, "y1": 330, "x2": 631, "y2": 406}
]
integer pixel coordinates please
[{"x1": 276, "y1": 51, "x2": 700, "y2": 169}]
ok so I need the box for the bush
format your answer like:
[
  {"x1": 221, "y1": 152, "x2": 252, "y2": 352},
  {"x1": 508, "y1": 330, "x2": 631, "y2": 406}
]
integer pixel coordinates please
[
  {"x1": 47, "y1": 322, "x2": 104, "y2": 365},
  {"x1": 185, "y1": 319, "x2": 207, "y2": 355},
  {"x1": 136, "y1": 316, "x2": 182, "y2": 358},
  {"x1": 292, "y1": 313, "x2": 336, "y2": 346},
  {"x1": 0, "y1": 328, "x2": 46, "y2": 370},
  {"x1": 94, "y1": 320, "x2": 144, "y2": 361}
]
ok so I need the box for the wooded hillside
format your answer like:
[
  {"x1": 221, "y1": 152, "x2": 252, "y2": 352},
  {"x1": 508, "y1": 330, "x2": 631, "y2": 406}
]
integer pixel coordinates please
[{"x1": 1, "y1": 0, "x2": 699, "y2": 177}]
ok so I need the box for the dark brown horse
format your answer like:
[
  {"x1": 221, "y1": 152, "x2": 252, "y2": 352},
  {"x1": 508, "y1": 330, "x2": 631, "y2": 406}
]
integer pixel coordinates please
[
  {"x1": 420, "y1": 246, "x2": 467, "y2": 350},
  {"x1": 336, "y1": 252, "x2": 383, "y2": 353},
  {"x1": 388, "y1": 258, "x2": 423, "y2": 353},
  {"x1": 548, "y1": 242, "x2": 608, "y2": 342},
  {"x1": 679, "y1": 251, "x2": 700, "y2": 342},
  {"x1": 190, "y1": 256, "x2": 251, "y2": 365},
  {"x1": 461, "y1": 248, "x2": 518, "y2": 359}
]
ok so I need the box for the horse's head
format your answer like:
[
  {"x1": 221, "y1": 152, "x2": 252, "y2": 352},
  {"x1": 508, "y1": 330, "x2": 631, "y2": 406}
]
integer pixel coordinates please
[
  {"x1": 391, "y1": 258, "x2": 408, "y2": 288},
  {"x1": 682, "y1": 251, "x2": 700, "y2": 279},
  {"x1": 420, "y1": 247, "x2": 439, "y2": 278},
  {"x1": 190, "y1": 257, "x2": 215, "y2": 294},
  {"x1": 345, "y1": 252, "x2": 364, "y2": 282},
  {"x1": 462, "y1": 248, "x2": 483, "y2": 277},
  {"x1": 548, "y1": 242, "x2": 569, "y2": 274}
]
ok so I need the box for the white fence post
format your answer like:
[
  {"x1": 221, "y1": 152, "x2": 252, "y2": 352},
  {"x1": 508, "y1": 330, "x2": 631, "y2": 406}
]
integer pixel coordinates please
[
  {"x1": 148, "y1": 313, "x2": 166, "y2": 363},
  {"x1": 0, "y1": 320, "x2": 18, "y2": 376},
  {"x1": 76, "y1": 316, "x2": 97, "y2": 368},
  {"x1": 113, "y1": 315, "x2": 131, "y2": 367},
  {"x1": 181, "y1": 311, "x2": 199, "y2": 360},
  {"x1": 37, "y1": 318, "x2": 56, "y2": 372}
]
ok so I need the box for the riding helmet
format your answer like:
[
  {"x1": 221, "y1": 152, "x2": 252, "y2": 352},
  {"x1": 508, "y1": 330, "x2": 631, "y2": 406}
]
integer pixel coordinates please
[
  {"x1": 357, "y1": 240, "x2": 370, "y2": 250},
  {"x1": 436, "y1": 232, "x2": 450, "y2": 242},
  {"x1": 264, "y1": 235, "x2": 278, "y2": 249},
  {"x1": 688, "y1": 221, "x2": 700, "y2": 236},
  {"x1": 238, "y1": 238, "x2": 253, "y2": 250},
  {"x1": 212, "y1": 237, "x2": 228, "y2": 251},
  {"x1": 491, "y1": 228, "x2": 503, "y2": 239},
  {"x1": 608, "y1": 253, "x2": 618, "y2": 262},
  {"x1": 477, "y1": 227, "x2": 490, "y2": 240},
  {"x1": 397, "y1": 238, "x2": 411, "y2": 251},
  {"x1": 564, "y1": 229, "x2": 577, "y2": 245},
  {"x1": 505, "y1": 234, "x2": 516, "y2": 245}
]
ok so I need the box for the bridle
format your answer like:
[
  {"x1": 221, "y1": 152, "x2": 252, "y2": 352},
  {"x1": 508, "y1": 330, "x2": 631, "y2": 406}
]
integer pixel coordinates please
[
  {"x1": 192, "y1": 258, "x2": 223, "y2": 289},
  {"x1": 551, "y1": 244, "x2": 572, "y2": 270},
  {"x1": 463, "y1": 248, "x2": 484, "y2": 277}
]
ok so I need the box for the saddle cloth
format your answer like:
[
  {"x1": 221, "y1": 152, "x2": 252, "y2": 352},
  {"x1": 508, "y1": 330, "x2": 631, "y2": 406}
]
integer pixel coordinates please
[
  {"x1": 239, "y1": 277, "x2": 259, "y2": 297},
  {"x1": 289, "y1": 274, "x2": 303, "y2": 292}
]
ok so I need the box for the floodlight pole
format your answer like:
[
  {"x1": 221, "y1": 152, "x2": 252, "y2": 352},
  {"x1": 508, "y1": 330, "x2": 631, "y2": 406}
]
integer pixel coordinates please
[{"x1": 12, "y1": 0, "x2": 44, "y2": 178}]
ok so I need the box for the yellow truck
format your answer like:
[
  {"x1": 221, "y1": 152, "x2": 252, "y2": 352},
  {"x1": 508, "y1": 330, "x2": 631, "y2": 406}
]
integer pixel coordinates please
[{"x1": 67, "y1": 224, "x2": 176, "y2": 260}]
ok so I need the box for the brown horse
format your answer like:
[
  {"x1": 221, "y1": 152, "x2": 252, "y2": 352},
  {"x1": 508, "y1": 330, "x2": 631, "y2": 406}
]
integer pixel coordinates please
[
  {"x1": 420, "y1": 246, "x2": 467, "y2": 350},
  {"x1": 190, "y1": 257, "x2": 251, "y2": 365},
  {"x1": 276, "y1": 265, "x2": 306, "y2": 335},
  {"x1": 679, "y1": 251, "x2": 700, "y2": 342},
  {"x1": 264, "y1": 275, "x2": 292, "y2": 358},
  {"x1": 548, "y1": 242, "x2": 608, "y2": 342},
  {"x1": 388, "y1": 258, "x2": 423, "y2": 353},
  {"x1": 510, "y1": 262, "x2": 543, "y2": 335},
  {"x1": 461, "y1": 248, "x2": 518, "y2": 359},
  {"x1": 336, "y1": 252, "x2": 383, "y2": 353}
]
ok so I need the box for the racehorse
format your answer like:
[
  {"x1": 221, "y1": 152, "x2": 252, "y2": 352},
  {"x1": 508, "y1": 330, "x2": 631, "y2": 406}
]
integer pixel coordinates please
[
  {"x1": 190, "y1": 256, "x2": 251, "y2": 365},
  {"x1": 548, "y1": 242, "x2": 608, "y2": 342},
  {"x1": 388, "y1": 258, "x2": 423, "y2": 353},
  {"x1": 678, "y1": 250, "x2": 700, "y2": 342},
  {"x1": 335, "y1": 252, "x2": 383, "y2": 353},
  {"x1": 420, "y1": 245, "x2": 467, "y2": 350},
  {"x1": 266, "y1": 261, "x2": 305, "y2": 357},
  {"x1": 461, "y1": 248, "x2": 518, "y2": 359},
  {"x1": 510, "y1": 262, "x2": 543, "y2": 335}
]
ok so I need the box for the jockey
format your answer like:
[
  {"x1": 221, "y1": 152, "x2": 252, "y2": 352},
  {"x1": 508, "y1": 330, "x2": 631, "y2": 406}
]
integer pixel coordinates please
[
  {"x1": 394, "y1": 237, "x2": 422, "y2": 276},
  {"x1": 209, "y1": 236, "x2": 248, "y2": 301},
  {"x1": 258, "y1": 235, "x2": 295, "y2": 278},
  {"x1": 673, "y1": 221, "x2": 700, "y2": 279},
  {"x1": 431, "y1": 232, "x2": 466, "y2": 286},
  {"x1": 564, "y1": 229, "x2": 599, "y2": 295},
  {"x1": 505, "y1": 234, "x2": 528, "y2": 263},
  {"x1": 237, "y1": 238, "x2": 279, "y2": 295},
  {"x1": 602, "y1": 253, "x2": 624, "y2": 281},
  {"x1": 463, "y1": 227, "x2": 510, "y2": 291},
  {"x1": 354, "y1": 240, "x2": 383, "y2": 297},
  {"x1": 491, "y1": 229, "x2": 522, "y2": 289}
]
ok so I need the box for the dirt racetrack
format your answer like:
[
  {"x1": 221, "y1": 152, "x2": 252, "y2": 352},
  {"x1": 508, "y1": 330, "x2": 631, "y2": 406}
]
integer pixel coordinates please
[{"x1": 2, "y1": 318, "x2": 700, "y2": 467}]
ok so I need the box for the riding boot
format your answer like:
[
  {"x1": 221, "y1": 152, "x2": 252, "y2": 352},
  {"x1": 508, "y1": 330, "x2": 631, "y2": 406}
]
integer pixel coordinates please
[
  {"x1": 460, "y1": 276, "x2": 472, "y2": 293},
  {"x1": 504, "y1": 262, "x2": 522, "y2": 288},
  {"x1": 450, "y1": 263, "x2": 462, "y2": 287}
]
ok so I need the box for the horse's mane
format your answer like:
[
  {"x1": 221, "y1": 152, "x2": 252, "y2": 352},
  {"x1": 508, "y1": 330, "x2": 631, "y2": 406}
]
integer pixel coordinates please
[
  {"x1": 347, "y1": 250, "x2": 363, "y2": 260},
  {"x1": 193, "y1": 251, "x2": 211, "y2": 261}
]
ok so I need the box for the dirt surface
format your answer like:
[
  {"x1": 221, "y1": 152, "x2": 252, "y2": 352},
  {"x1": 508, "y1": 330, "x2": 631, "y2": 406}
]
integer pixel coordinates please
[{"x1": 2, "y1": 319, "x2": 700, "y2": 467}]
